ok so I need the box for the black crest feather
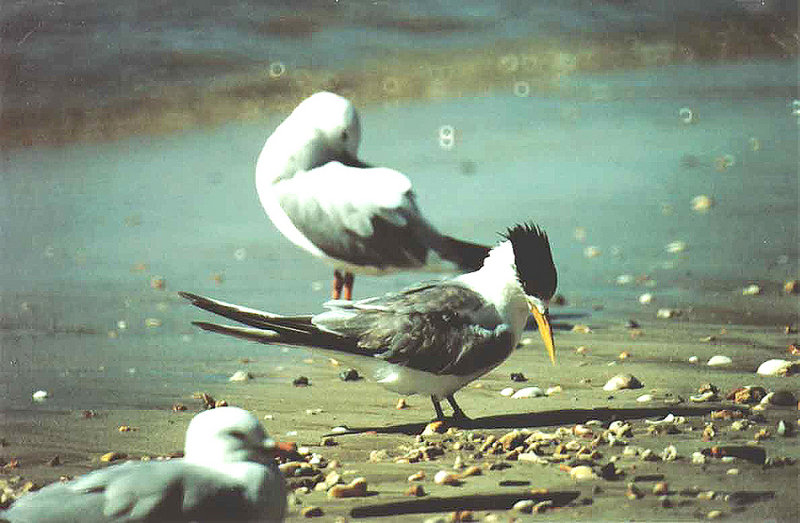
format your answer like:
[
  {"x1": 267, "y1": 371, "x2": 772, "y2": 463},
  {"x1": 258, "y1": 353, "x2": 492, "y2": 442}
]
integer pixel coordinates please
[{"x1": 502, "y1": 223, "x2": 557, "y2": 300}]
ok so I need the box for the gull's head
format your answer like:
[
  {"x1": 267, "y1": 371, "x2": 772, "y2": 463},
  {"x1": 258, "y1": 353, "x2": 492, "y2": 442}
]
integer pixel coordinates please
[
  {"x1": 184, "y1": 407, "x2": 286, "y2": 467},
  {"x1": 291, "y1": 91, "x2": 363, "y2": 165},
  {"x1": 504, "y1": 223, "x2": 558, "y2": 365}
]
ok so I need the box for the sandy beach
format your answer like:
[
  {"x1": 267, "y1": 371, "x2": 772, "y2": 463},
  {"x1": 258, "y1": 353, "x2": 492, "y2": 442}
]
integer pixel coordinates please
[{"x1": 1, "y1": 7, "x2": 798, "y2": 518}]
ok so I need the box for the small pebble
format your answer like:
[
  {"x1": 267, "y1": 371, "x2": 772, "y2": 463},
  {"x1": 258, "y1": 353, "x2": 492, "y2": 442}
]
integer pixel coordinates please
[
  {"x1": 100, "y1": 452, "x2": 127, "y2": 463},
  {"x1": 228, "y1": 370, "x2": 253, "y2": 382},
  {"x1": 572, "y1": 324, "x2": 592, "y2": 333},
  {"x1": 688, "y1": 356, "x2": 699, "y2": 364},
  {"x1": 756, "y1": 359, "x2": 799, "y2": 376},
  {"x1": 666, "y1": 241, "x2": 687, "y2": 253},
  {"x1": 408, "y1": 471, "x2": 426, "y2": 482},
  {"x1": 434, "y1": 470, "x2": 462, "y2": 486},
  {"x1": 707, "y1": 355, "x2": 732, "y2": 366},
  {"x1": 339, "y1": 368, "x2": 360, "y2": 381},
  {"x1": 784, "y1": 279, "x2": 799, "y2": 294},
  {"x1": 569, "y1": 465, "x2": 596, "y2": 481},
  {"x1": 396, "y1": 398, "x2": 409, "y2": 409},
  {"x1": 584, "y1": 246, "x2": 601, "y2": 258},
  {"x1": 638, "y1": 293, "x2": 654, "y2": 305},
  {"x1": 511, "y1": 387, "x2": 543, "y2": 399},
  {"x1": 500, "y1": 387, "x2": 515, "y2": 397},
  {"x1": 292, "y1": 376, "x2": 310, "y2": 387},
  {"x1": 32, "y1": 390, "x2": 49, "y2": 402},
  {"x1": 741, "y1": 284, "x2": 761, "y2": 296},
  {"x1": 545, "y1": 385, "x2": 563, "y2": 396},
  {"x1": 327, "y1": 478, "x2": 368, "y2": 498},
  {"x1": 653, "y1": 482, "x2": 669, "y2": 495},
  {"x1": 656, "y1": 308, "x2": 677, "y2": 319},
  {"x1": 422, "y1": 421, "x2": 447, "y2": 436},
  {"x1": 405, "y1": 484, "x2": 425, "y2": 497},
  {"x1": 636, "y1": 394, "x2": 653, "y2": 403},
  {"x1": 603, "y1": 373, "x2": 643, "y2": 391},
  {"x1": 707, "y1": 510, "x2": 723, "y2": 520},
  {"x1": 301, "y1": 506, "x2": 324, "y2": 518},
  {"x1": 691, "y1": 195, "x2": 714, "y2": 212}
]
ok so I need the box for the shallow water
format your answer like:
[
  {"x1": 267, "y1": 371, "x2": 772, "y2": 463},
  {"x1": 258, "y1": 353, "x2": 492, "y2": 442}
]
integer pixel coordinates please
[{"x1": 1, "y1": 57, "x2": 797, "y2": 416}]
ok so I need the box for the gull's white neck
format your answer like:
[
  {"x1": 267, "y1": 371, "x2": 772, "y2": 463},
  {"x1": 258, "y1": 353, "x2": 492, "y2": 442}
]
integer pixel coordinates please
[{"x1": 455, "y1": 241, "x2": 530, "y2": 338}]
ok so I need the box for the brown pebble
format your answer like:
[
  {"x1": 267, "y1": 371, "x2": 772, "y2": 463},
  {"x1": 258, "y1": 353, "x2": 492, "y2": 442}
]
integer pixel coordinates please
[
  {"x1": 328, "y1": 477, "x2": 368, "y2": 498},
  {"x1": 301, "y1": 506, "x2": 324, "y2": 518},
  {"x1": 450, "y1": 510, "x2": 475, "y2": 521},
  {"x1": 171, "y1": 403, "x2": 187, "y2": 412},
  {"x1": 405, "y1": 484, "x2": 426, "y2": 497},
  {"x1": 784, "y1": 280, "x2": 799, "y2": 294},
  {"x1": 618, "y1": 350, "x2": 631, "y2": 360}
]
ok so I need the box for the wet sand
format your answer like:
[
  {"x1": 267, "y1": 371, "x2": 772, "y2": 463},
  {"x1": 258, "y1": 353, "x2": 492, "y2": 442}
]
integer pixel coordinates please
[{"x1": 3, "y1": 302, "x2": 799, "y2": 521}]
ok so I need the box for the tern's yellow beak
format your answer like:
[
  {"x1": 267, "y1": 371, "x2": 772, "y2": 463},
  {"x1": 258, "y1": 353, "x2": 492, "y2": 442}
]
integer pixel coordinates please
[{"x1": 530, "y1": 304, "x2": 556, "y2": 365}]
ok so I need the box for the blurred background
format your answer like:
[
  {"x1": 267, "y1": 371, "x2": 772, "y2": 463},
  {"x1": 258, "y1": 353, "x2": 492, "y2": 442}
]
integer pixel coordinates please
[{"x1": 0, "y1": 1, "x2": 797, "y2": 412}]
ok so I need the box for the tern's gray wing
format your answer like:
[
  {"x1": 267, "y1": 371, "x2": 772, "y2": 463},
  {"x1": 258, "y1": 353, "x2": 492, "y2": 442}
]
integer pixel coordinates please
[
  {"x1": 2, "y1": 460, "x2": 278, "y2": 522},
  {"x1": 274, "y1": 163, "x2": 440, "y2": 269},
  {"x1": 314, "y1": 283, "x2": 516, "y2": 376}
]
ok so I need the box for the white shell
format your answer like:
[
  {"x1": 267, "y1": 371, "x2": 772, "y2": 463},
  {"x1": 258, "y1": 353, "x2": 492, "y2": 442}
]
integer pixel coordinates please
[
  {"x1": 583, "y1": 246, "x2": 601, "y2": 258},
  {"x1": 500, "y1": 387, "x2": 516, "y2": 397},
  {"x1": 666, "y1": 241, "x2": 687, "y2": 253},
  {"x1": 32, "y1": 390, "x2": 49, "y2": 401},
  {"x1": 636, "y1": 394, "x2": 653, "y2": 403},
  {"x1": 756, "y1": 359, "x2": 800, "y2": 376},
  {"x1": 688, "y1": 356, "x2": 699, "y2": 364},
  {"x1": 616, "y1": 274, "x2": 634, "y2": 285},
  {"x1": 707, "y1": 355, "x2": 732, "y2": 366},
  {"x1": 742, "y1": 284, "x2": 761, "y2": 296},
  {"x1": 691, "y1": 195, "x2": 714, "y2": 212},
  {"x1": 433, "y1": 470, "x2": 461, "y2": 486},
  {"x1": 638, "y1": 293, "x2": 653, "y2": 305},
  {"x1": 656, "y1": 308, "x2": 675, "y2": 318},
  {"x1": 569, "y1": 465, "x2": 596, "y2": 481},
  {"x1": 228, "y1": 370, "x2": 253, "y2": 382},
  {"x1": 511, "y1": 387, "x2": 544, "y2": 399}
]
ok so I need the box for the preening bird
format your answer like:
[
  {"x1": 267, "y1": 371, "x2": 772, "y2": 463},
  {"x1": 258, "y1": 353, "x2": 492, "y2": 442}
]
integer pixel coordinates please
[
  {"x1": 181, "y1": 223, "x2": 557, "y2": 421},
  {"x1": 1, "y1": 407, "x2": 289, "y2": 522},
  {"x1": 255, "y1": 91, "x2": 490, "y2": 300}
]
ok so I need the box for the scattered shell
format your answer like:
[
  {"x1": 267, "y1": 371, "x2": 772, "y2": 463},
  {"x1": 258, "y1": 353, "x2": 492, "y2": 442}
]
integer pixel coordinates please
[
  {"x1": 100, "y1": 452, "x2": 127, "y2": 463},
  {"x1": 32, "y1": 390, "x2": 49, "y2": 401},
  {"x1": 638, "y1": 293, "x2": 654, "y2": 305},
  {"x1": 144, "y1": 318, "x2": 162, "y2": 328},
  {"x1": 532, "y1": 500, "x2": 553, "y2": 514},
  {"x1": 666, "y1": 241, "x2": 687, "y2": 253},
  {"x1": 500, "y1": 387, "x2": 515, "y2": 397},
  {"x1": 327, "y1": 478, "x2": 368, "y2": 498},
  {"x1": 692, "y1": 452, "x2": 707, "y2": 464},
  {"x1": 757, "y1": 359, "x2": 800, "y2": 377},
  {"x1": 784, "y1": 280, "x2": 799, "y2": 294},
  {"x1": 777, "y1": 420, "x2": 794, "y2": 437},
  {"x1": 512, "y1": 499, "x2": 535, "y2": 513},
  {"x1": 727, "y1": 468, "x2": 740, "y2": 475},
  {"x1": 583, "y1": 246, "x2": 601, "y2": 258},
  {"x1": 636, "y1": 394, "x2": 653, "y2": 403},
  {"x1": 688, "y1": 356, "x2": 699, "y2": 364},
  {"x1": 742, "y1": 284, "x2": 761, "y2": 296},
  {"x1": 626, "y1": 483, "x2": 644, "y2": 500},
  {"x1": 433, "y1": 470, "x2": 462, "y2": 486},
  {"x1": 459, "y1": 465, "x2": 482, "y2": 478},
  {"x1": 707, "y1": 355, "x2": 732, "y2": 366},
  {"x1": 656, "y1": 308, "x2": 678, "y2": 319},
  {"x1": 603, "y1": 374, "x2": 643, "y2": 391},
  {"x1": 511, "y1": 387, "x2": 544, "y2": 399},
  {"x1": 408, "y1": 471, "x2": 426, "y2": 482},
  {"x1": 727, "y1": 386, "x2": 767, "y2": 404},
  {"x1": 707, "y1": 510, "x2": 723, "y2": 520},
  {"x1": 368, "y1": 450, "x2": 390, "y2": 463},
  {"x1": 618, "y1": 350, "x2": 631, "y2": 360},
  {"x1": 691, "y1": 195, "x2": 714, "y2": 212},
  {"x1": 545, "y1": 385, "x2": 563, "y2": 396},
  {"x1": 661, "y1": 445, "x2": 678, "y2": 461},
  {"x1": 228, "y1": 370, "x2": 253, "y2": 382},
  {"x1": 149, "y1": 277, "x2": 166, "y2": 290},
  {"x1": 117, "y1": 425, "x2": 134, "y2": 432},
  {"x1": 422, "y1": 421, "x2": 447, "y2": 436},
  {"x1": 571, "y1": 324, "x2": 592, "y2": 333},
  {"x1": 569, "y1": 465, "x2": 597, "y2": 481}
]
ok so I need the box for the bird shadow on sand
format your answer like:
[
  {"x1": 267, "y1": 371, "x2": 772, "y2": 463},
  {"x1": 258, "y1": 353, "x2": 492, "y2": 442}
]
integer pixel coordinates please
[{"x1": 326, "y1": 405, "x2": 743, "y2": 436}]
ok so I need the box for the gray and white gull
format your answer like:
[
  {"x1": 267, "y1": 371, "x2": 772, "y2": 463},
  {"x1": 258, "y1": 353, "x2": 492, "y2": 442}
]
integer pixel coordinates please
[
  {"x1": 181, "y1": 223, "x2": 557, "y2": 420},
  {"x1": 1, "y1": 407, "x2": 288, "y2": 522},
  {"x1": 256, "y1": 91, "x2": 490, "y2": 300}
]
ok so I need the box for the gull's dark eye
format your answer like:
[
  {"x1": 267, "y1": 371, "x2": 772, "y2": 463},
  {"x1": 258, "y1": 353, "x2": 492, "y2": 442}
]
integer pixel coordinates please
[{"x1": 341, "y1": 130, "x2": 348, "y2": 141}]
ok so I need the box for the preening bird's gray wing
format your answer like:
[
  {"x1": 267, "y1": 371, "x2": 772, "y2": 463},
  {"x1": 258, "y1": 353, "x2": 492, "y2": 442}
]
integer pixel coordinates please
[
  {"x1": 314, "y1": 283, "x2": 516, "y2": 376},
  {"x1": 274, "y1": 163, "x2": 438, "y2": 269}
]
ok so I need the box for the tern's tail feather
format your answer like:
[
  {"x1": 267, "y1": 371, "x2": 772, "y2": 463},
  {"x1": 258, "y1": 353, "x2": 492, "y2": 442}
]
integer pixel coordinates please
[
  {"x1": 179, "y1": 292, "x2": 363, "y2": 354},
  {"x1": 434, "y1": 235, "x2": 491, "y2": 272}
]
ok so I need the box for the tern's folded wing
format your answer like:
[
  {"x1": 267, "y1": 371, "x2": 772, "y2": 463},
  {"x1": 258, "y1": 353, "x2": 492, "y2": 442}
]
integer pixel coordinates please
[
  {"x1": 274, "y1": 163, "x2": 438, "y2": 269},
  {"x1": 314, "y1": 283, "x2": 516, "y2": 376}
]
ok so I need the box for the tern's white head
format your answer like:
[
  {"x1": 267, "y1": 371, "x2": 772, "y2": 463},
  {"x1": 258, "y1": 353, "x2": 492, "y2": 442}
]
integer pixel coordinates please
[{"x1": 184, "y1": 407, "x2": 278, "y2": 467}]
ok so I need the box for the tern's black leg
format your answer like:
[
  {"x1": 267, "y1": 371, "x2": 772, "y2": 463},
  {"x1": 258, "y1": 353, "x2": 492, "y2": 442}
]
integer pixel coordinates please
[
  {"x1": 446, "y1": 395, "x2": 470, "y2": 421},
  {"x1": 431, "y1": 396, "x2": 445, "y2": 420},
  {"x1": 343, "y1": 271, "x2": 355, "y2": 301}
]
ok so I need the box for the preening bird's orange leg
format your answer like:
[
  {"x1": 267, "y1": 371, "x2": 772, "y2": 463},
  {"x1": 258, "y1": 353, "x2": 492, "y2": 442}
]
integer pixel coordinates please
[
  {"x1": 332, "y1": 270, "x2": 344, "y2": 300},
  {"x1": 342, "y1": 272, "x2": 355, "y2": 301}
]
